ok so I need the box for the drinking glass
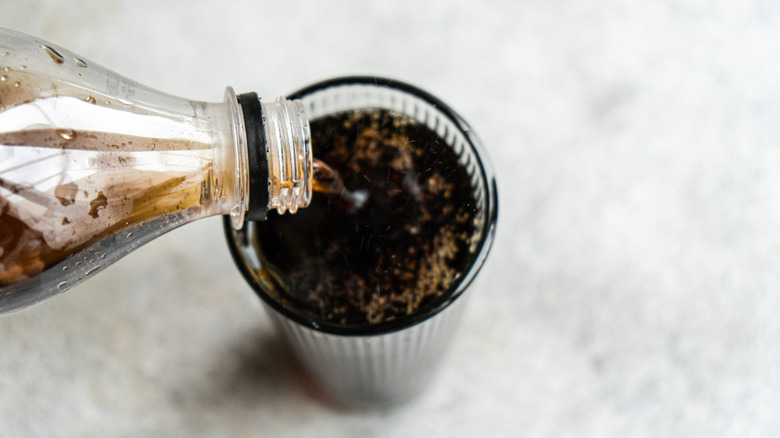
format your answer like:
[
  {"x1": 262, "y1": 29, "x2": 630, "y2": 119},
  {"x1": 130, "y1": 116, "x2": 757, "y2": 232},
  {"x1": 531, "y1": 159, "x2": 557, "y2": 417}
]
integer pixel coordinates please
[{"x1": 225, "y1": 77, "x2": 498, "y2": 406}]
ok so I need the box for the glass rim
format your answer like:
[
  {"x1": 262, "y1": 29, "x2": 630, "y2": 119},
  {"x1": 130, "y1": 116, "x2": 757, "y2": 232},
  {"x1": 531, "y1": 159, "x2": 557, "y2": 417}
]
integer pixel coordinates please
[{"x1": 225, "y1": 76, "x2": 498, "y2": 336}]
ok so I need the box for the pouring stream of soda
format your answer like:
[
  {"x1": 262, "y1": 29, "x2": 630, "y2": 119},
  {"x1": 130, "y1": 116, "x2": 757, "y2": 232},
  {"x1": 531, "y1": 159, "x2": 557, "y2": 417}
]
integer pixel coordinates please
[{"x1": 312, "y1": 158, "x2": 367, "y2": 211}]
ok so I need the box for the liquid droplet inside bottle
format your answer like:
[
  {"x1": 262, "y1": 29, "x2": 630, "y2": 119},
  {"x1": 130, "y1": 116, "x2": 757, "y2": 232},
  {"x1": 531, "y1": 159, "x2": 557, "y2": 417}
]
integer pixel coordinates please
[
  {"x1": 57, "y1": 281, "x2": 68, "y2": 290},
  {"x1": 1, "y1": 51, "x2": 8, "y2": 57},
  {"x1": 56, "y1": 128, "x2": 75, "y2": 140},
  {"x1": 0, "y1": 75, "x2": 6, "y2": 82},
  {"x1": 43, "y1": 45, "x2": 64, "y2": 64},
  {"x1": 13, "y1": 81, "x2": 20, "y2": 88},
  {"x1": 74, "y1": 57, "x2": 87, "y2": 68},
  {"x1": 85, "y1": 95, "x2": 96, "y2": 104}
]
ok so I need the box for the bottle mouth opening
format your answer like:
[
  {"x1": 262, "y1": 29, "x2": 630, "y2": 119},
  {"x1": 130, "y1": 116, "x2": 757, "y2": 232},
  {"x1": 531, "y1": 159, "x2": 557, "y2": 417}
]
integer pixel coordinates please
[{"x1": 261, "y1": 97, "x2": 312, "y2": 215}]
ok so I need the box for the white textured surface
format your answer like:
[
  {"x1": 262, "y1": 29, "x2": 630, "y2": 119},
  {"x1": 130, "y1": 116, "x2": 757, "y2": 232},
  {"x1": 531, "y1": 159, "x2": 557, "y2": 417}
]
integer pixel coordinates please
[{"x1": 2, "y1": 1, "x2": 780, "y2": 436}]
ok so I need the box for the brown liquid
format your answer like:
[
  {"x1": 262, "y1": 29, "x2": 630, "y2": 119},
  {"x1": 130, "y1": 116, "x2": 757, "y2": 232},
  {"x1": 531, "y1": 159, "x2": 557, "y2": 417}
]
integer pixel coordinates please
[
  {"x1": 252, "y1": 109, "x2": 479, "y2": 326},
  {"x1": 0, "y1": 128, "x2": 214, "y2": 288}
]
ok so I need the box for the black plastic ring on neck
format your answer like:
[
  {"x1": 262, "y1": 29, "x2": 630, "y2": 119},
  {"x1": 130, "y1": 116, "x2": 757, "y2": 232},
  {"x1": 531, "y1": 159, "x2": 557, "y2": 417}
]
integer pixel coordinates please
[{"x1": 237, "y1": 92, "x2": 268, "y2": 221}]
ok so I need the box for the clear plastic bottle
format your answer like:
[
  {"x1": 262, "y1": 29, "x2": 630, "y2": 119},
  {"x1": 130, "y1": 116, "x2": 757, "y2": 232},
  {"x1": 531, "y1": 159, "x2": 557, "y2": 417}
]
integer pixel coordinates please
[{"x1": 0, "y1": 28, "x2": 312, "y2": 314}]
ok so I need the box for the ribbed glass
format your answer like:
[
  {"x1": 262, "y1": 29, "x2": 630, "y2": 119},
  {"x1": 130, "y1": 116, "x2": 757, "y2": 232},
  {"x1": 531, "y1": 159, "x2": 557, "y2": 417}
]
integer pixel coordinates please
[{"x1": 263, "y1": 294, "x2": 468, "y2": 405}]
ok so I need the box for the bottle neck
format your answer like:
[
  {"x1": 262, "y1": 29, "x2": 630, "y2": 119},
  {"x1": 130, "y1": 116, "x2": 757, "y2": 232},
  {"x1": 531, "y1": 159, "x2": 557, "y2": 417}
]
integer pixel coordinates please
[{"x1": 234, "y1": 92, "x2": 312, "y2": 225}]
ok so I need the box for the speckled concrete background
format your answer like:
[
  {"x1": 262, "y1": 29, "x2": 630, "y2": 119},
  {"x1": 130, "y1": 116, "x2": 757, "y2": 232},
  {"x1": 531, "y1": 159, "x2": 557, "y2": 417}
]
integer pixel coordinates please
[{"x1": 1, "y1": 1, "x2": 779, "y2": 436}]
